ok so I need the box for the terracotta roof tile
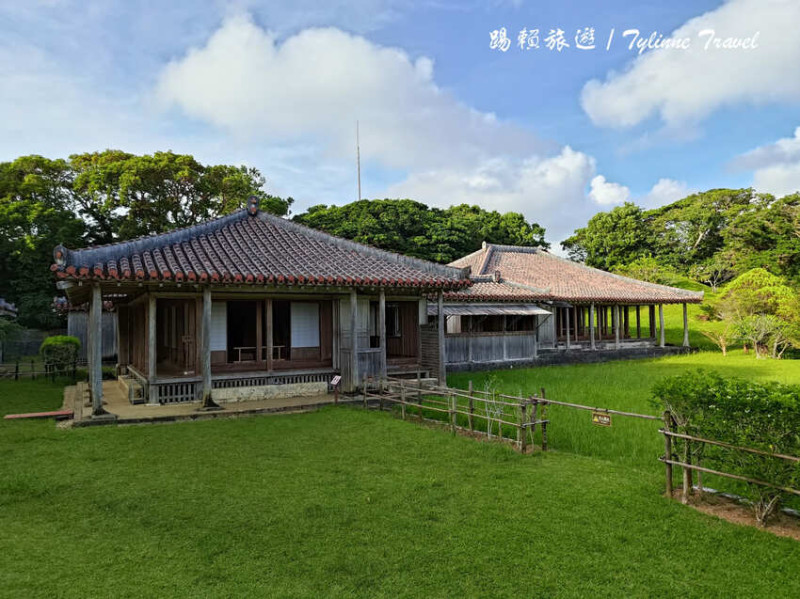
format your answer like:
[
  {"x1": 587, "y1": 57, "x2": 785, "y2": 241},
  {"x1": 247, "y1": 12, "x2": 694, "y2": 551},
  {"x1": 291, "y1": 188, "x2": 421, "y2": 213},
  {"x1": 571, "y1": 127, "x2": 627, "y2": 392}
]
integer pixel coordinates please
[
  {"x1": 449, "y1": 244, "x2": 703, "y2": 304},
  {"x1": 52, "y1": 206, "x2": 469, "y2": 290}
]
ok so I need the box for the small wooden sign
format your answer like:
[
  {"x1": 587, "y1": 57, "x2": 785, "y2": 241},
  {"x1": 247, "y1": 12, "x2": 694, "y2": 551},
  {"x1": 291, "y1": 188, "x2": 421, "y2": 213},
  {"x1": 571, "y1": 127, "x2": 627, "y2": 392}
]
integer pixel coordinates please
[
  {"x1": 330, "y1": 375, "x2": 342, "y2": 387},
  {"x1": 592, "y1": 411, "x2": 612, "y2": 427}
]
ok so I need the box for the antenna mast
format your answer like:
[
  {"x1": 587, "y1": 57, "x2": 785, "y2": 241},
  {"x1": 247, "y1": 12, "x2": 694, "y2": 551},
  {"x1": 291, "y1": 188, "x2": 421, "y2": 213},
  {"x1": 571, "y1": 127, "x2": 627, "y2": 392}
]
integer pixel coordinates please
[{"x1": 356, "y1": 120, "x2": 362, "y2": 202}]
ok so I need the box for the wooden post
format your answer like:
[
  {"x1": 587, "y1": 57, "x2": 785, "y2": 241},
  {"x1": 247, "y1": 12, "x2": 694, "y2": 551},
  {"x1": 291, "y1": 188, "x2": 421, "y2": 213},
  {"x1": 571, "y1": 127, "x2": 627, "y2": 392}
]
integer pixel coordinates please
[
  {"x1": 417, "y1": 368, "x2": 423, "y2": 423},
  {"x1": 350, "y1": 289, "x2": 358, "y2": 393},
  {"x1": 89, "y1": 283, "x2": 104, "y2": 414},
  {"x1": 449, "y1": 390, "x2": 456, "y2": 434},
  {"x1": 530, "y1": 397, "x2": 538, "y2": 446},
  {"x1": 255, "y1": 300, "x2": 263, "y2": 369},
  {"x1": 636, "y1": 305, "x2": 641, "y2": 339},
  {"x1": 147, "y1": 293, "x2": 158, "y2": 405},
  {"x1": 573, "y1": 306, "x2": 578, "y2": 343},
  {"x1": 682, "y1": 303, "x2": 689, "y2": 348},
  {"x1": 363, "y1": 373, "x2": 368, "y2": 408},
  {"x1": 400, "y1": 382, "x2": 406, "y2": 420},
  {"x1": 468, "y1": 380, "x2": 474, "y2": 431},
  {"x1": 437, "y1": 290, "x2": 446, "y2": 386},
  {"x1": 682, "y1": 433, "x2": 693, "y2": 505},
  {"x1": 532, "y1": 316, "x2": 538, "y2": 359},
  {"x1": 199, "y1": 286, "x2": 216, "y2": 409},
  {"x1": 613, "y1": 305, "x2": 620, "y2": 350},
  {"x1": 649, "y1": 305, "x2": 656, "y2": 338},
  {"x1": 266, "y1": 299, "x2": 273, "y2": 372},
  {"x1": 519, "y1": 402, "x2": 527, "y2": 452},
  {"x1": 623, "y1": 306, "x2": 629, "y2": 339},
  {"x1": 659, "y1": 304, "x2": 665, "y2": 348},
  {"x1": 540, "y1": 387, "x2": 548, "y2": 452},
  {"x1": 565, "y1": 307, "x2": 570, "y2": 349},
  {"x1": 663, "y1": 410, "x2": 673, "y2": 497},
  {"x1": 589, "y1": 303, "x2": 596, "y2": 350},
  {"x1": 379, "y1": 289, "x2": 387, "y2": 381}
]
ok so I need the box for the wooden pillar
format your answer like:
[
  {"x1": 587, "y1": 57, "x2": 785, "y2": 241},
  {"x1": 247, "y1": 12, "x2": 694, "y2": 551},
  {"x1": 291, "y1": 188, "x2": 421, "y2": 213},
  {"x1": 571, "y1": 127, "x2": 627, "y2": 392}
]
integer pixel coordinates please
[
  {"x1": 437, "y1": 290, "x2": 446, "y2": 386},
  {"x1": 613, "y1": 305, "x2": 620, "y2": 349},
  {"x1": 255, "y1": 300, "x2": 263, "y2": 369},
  {"x1": 649, "y1": 305, "x2": 656, "y2": 338},
  {"x1": 573, "y1": 306, "x2": 578, "y2": 341},
  {"x1": 659, "y1": 304, "x2": 665, "y2": 348},
  {"x1": 623, "y1": 306, "x2": 629, "y2": 339},
  {"x1": 502, "y1": 315, "x2": 508, "y2": 360},
  {"x1": 379, "y1": 289, "x2": 387, "y2": 381},
  {"x1": 266, "y1": 299, "x2": 274, "y2": 372},
  {"x1": 636, "y1": 306, "x2": 641, "y2": 339},
  {"x1": 116, "y1": 305, "x2": 129, "y2": 372},
  {"x1": 589, "y1": 303, "x2": 596, "y2": 350},
  {"x1": 147, "y1": 293, "x2": 158, "y2": 405},
  {"x1": 682, "y1": 303, "x2": 689, "y2": 347},
  {"x1": 89, "y1": 283, "x2": 104, "y2": 414},
  {"x1": 533, "y1": 315, "x2": 539, "y2": 359},
  {"x1": 350, "y1": 289, "x2": 358, "y2": 392},
  {"x1": 200, "y1": 286, "x2": 212, "y2": 405},
  {"x1": 565, "y1": 307, "x2": 571, "y2": 349}
]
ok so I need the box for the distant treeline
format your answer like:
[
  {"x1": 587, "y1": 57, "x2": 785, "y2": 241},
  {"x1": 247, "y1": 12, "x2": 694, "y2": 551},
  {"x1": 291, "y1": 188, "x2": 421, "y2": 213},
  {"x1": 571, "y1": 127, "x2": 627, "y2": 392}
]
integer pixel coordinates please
[{"x1": 561, "y1": 189, "x2": 800, "y2": 289}]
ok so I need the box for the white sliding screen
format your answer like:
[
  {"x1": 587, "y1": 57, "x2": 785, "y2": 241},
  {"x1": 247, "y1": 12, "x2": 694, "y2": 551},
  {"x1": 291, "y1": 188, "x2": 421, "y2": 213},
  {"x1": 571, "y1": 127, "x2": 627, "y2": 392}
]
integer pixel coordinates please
[{"x1": 290, "y1": 302, "x2": 320, "y2": 348}]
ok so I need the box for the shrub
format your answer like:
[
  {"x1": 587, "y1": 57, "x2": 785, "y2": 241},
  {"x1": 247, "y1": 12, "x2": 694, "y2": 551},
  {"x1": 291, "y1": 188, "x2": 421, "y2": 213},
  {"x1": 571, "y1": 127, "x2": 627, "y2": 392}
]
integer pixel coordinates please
[
  {"x1": 40, "y1": 335, "x2": 81, "y2": 373},
  {"x1": 652, "y1": 370, "x2": 800, "y2": 525}
]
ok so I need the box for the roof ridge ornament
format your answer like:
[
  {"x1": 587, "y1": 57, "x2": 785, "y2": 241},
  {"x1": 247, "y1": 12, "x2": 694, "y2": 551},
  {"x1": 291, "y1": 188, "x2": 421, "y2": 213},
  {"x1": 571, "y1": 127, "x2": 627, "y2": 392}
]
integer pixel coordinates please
[{"x1": 247, "y1": 196, "x2": 259, "y2": 216}]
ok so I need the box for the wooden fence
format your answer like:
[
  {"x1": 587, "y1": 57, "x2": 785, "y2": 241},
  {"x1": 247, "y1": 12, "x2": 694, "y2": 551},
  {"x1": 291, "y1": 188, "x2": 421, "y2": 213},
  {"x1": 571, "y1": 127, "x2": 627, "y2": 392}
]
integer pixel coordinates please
[
  {"x1": 361, "y1": 379, "x2": 800, "y2": 511},
  {"x1": 659, "y1": 413, "x2": 800, "y2": 505},
  {"x1": 0, "y1": 359, "x2": 79, "y2": 382}
]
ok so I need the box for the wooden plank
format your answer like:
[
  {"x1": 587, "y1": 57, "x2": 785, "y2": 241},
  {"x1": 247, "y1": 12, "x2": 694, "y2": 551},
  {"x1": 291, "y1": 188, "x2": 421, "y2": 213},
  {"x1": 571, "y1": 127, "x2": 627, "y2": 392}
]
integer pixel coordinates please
[{"x1": 4, "y1": 409, "x2": 74, "y2": 420}]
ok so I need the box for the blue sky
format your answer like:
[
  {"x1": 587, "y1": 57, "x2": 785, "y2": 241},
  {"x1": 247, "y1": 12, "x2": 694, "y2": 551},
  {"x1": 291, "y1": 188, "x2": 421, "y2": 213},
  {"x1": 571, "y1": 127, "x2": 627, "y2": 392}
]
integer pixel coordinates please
[{"x1": 2, "y1": 0, "x2": 800, "y2": 245}]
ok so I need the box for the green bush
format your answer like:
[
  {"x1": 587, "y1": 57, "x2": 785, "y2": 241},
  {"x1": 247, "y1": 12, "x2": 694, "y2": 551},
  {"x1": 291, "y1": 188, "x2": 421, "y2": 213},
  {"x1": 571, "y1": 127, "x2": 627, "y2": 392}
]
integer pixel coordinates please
[
  {"x1": 40, "y1": 335, "x2": 81, "y2": 373},
  {"x1": 652, "y1": 370, "x2": 800, "y2": 525}
]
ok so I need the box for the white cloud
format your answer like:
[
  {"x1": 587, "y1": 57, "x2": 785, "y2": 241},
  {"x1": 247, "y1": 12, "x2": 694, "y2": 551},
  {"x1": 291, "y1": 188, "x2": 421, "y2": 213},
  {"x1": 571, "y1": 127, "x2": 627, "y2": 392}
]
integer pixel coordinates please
[
  {"x1": 581, "y1": 0, "x2": 800, "y2": 131},
  {"x1": 156, "y1": 14, "x2": 636, "y2": 244},
  {"x1": 638, "y1": 178, "x2": 693, "y2": 208},
  {"x1": 156, "y1": 15, "x2": 546, "y2": 172},
  {"x1": 385, "y1": 147, "x2": 610, "y2": 243},
  {"x1": 734, "y1": 127, "x2": 800, "y2": 196},
  {"x1": 588, "y1": 175, "x2": 630, "y2": 205}
]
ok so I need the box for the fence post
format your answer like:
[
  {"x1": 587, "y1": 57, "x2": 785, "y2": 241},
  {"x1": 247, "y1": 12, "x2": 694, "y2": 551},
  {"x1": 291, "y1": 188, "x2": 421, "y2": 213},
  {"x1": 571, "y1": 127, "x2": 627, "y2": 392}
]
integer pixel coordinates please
[
  {"x1": 417, "y1": 370, "x2": 423, "y2": 423},
  {"x1": 449, "y1": 390, "x2": 456, "y2": 435},
  {"x1": 31, "y1": 359, "x2": 35, "y2": 380},
  {"x1": 682, "y1": 431, "x2": 693, "y2": 505},
  {"x1": 519, "y1": 402, "x2": 527, "y2": 452},
  {"x1": 400, "y1": 382, "x2": 406, "y2": 420},
  {"x1": 468, "y1": 380, "x2": 475, "y2": 432},
  {"x1": 663, "y1": 410, "x2": 673, "y2": 497},
  {"x1": 15, "y1": 359, "x2": 19, "y2": 381},
  {"x1": 362, "y1": 374, "x2": 368, "y2": 408},
  {"x1": 540, "y1": 387, "x2": 548, "y2": 452}
]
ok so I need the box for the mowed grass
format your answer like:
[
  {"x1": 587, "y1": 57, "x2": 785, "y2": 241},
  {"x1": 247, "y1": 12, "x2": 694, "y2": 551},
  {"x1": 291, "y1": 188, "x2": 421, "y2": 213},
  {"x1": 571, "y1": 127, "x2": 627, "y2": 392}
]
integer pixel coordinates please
[{"x1": 1, "y1": 380, "x2": 800, "y2": 598}]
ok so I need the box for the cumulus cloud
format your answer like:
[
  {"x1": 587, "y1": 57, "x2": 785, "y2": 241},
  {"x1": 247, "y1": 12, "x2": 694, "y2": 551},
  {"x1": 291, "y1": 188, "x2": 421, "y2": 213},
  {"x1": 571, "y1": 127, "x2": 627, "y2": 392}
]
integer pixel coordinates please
[
  {"x1": 156, "y1": 15, "x2": 546, "y2": 171},
  {"x1": 734, "y1": 127, "x2": 800, "y2": 196},
  {"x1": 588, "y1": 175, "x2": 630, "y2": 205},
  {"x1": 156, "y1": 14, "x2": 635, "y2": 244},
  {"x1": 638, "y1": 178, "x2": 693, "y2": 208},
  {"x1": 581, "y1": 0, "x2": 800, "y2": 130}
]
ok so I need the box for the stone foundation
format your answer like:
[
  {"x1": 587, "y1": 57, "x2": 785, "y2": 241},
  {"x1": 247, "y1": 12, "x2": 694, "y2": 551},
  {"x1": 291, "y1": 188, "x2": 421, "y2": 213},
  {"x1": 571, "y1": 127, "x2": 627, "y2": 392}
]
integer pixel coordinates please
[{"x1": 213, "y1": 381, "x2": 328, "y2": 403}]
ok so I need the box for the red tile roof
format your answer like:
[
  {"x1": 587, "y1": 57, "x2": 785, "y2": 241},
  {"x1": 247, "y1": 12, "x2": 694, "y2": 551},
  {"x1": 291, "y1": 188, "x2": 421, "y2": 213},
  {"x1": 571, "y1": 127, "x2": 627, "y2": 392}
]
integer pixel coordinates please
[
  {"x1": 52, "y1": 204, "x2": 470, "y2": 290},
  {"x1": 447, "y1": 244, "x2": 703, "y2": 304}
]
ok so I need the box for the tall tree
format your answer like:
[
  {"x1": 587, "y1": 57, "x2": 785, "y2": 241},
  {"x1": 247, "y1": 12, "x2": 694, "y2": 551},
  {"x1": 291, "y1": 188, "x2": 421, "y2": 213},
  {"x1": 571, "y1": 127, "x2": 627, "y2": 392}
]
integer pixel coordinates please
[{"x1": 293, "y1": 199, "x2": 547, "y2": 263}]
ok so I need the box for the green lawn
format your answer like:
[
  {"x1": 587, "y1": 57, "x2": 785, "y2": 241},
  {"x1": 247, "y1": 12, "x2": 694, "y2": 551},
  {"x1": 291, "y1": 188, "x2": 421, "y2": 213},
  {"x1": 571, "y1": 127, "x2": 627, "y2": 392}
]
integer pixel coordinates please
[{"x1": 2, "y1": 378, "x2": 800, "y2": 597}]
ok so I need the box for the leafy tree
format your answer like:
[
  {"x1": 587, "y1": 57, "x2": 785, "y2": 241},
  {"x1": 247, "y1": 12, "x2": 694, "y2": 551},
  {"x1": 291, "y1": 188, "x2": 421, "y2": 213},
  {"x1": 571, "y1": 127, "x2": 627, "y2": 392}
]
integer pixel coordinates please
[
  {"x1": 0, "y1": 151, "x2": 284, "y2": 329},
  {"x1": 293, "y1": 199, "x2": 547, "y2": 263},
  {"x1": 561, "y1": 202, "x2": 651, "y2": 270},
  {"x1": 612, "y1": 256, "x2": 680, "y2": 285}
]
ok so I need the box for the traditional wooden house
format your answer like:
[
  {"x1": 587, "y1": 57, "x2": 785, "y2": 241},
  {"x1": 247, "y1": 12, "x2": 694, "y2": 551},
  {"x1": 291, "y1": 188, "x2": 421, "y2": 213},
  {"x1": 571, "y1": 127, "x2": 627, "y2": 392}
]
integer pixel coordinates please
[
  {"x1": 437, "y1": 243, "x2": 704, "y2": 370},
  {"x1": 51, "y1": 197, "x2": 469, "y2": 417}
]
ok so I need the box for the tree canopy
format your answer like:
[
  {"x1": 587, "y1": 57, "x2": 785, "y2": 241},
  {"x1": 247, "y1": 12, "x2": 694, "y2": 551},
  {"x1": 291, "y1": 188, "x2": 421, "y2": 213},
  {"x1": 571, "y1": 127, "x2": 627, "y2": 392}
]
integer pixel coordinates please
[
  {"x1": 0, "y1": 151, "x2": 288, "y2": 329},
  {"x1": 562, "y1": 189, "x2": 800, "y2": 286},
  {"x1": 292, "y1": 199, "x2": 548, "y2": 263}
]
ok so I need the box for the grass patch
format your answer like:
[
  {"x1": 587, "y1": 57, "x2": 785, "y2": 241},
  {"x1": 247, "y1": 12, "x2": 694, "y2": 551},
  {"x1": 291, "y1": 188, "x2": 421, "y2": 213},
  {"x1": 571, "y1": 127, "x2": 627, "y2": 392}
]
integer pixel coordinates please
[{"x1": 1, "y1": 384, "x2": 800, "y2": 598}]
